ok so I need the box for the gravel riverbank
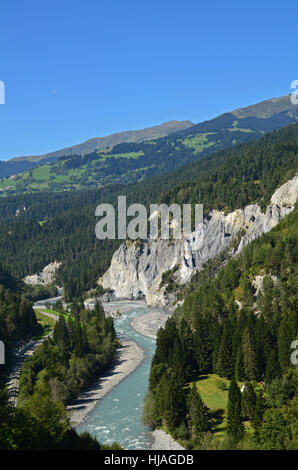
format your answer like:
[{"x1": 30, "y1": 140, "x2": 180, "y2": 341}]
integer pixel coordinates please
[
  {"x1": 130, "y1": 308, "x2": 171, "y2": 339},
  {"x1": 67, "y1": 340, "x2": 144, "y2": 426},
  {"x1": 151, "y1": 430, "x2": 185, "y2": 450}
]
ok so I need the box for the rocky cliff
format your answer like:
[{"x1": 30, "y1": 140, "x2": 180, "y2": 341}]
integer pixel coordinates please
[
  {"x1": 23, "y1": 261, "x2": 61, "y2": 286},
  {"x1": 99, "y1": 176, "x2": 298, "y2": 308}
]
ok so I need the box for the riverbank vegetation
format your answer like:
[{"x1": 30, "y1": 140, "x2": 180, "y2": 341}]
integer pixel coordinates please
[
  {"x1": 0, "y1": 388, "x2": 123, "y2": 450},
  {"x1": 0, "y1": 265, "x2": 121, "y2": 450},
  {"x1": 18, "y1": 301, "x2": 117, "y2": 404}
]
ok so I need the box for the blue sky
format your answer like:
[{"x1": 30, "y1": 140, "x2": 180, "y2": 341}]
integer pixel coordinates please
[{"x1": 0, "y1": 0, "x2": 297, "y2": 160}]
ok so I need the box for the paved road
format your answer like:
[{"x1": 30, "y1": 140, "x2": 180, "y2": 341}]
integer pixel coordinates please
[{"x1": 33, "y1": 295, "x2": 62, "y2": 307}]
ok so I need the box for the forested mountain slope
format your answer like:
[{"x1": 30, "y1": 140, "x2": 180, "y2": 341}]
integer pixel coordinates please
[
  {"x1": 144, "y1": 204, "x2": 298, "y2": 449},
  {"x1": 0, "y1": 122, "x2": 297, "y2": 299},
  {"x1": 0, "y1": 120, "x2": 193, "y2": 179},
  {"x1": 1, "y1": 96, "x2": 297, "y2": 195}
]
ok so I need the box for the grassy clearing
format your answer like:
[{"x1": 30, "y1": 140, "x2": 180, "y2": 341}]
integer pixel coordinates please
[
  {"x1": 195, "y1": 374, "x2": 230, "y2": 411},
  {"x1": 31, "y1": 165, "x2": 52, "y2": 181},
  {"x1": 36, "y1": 308, "x2": 70, "y2": 320},
  {"x1": 182, "y1": 133, "x2": 216, "y2": 153},
  {"x1": 35, "y1": 310, "x2": 57, "y2": 329},
  {"x1": 33, "y1": 310, "x2": 57, "y2": 340},
  {"x1": 228, "y1": 127, "x2": 253, "y2": 133},
  {"x1": 100, "y1": 150, "x2": 144, "y2": 160},
  {"x1": 193, "y1": 373, "x2": 246, "y2": 437}
]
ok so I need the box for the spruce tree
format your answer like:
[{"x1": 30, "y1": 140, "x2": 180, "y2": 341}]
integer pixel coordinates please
[
  {"x1": 187, "y1": 384, "x2": 209, "y2": 442},
  {"x1": 235, "y1": 345, "x2": 245, "y2": 381},
  {"x1": 278, "y1": 313, "x2": 295, "y2": 373},
  {"x1": 242, "y1": 326, "x2": 259, "y2": 381},
  {"x1": 252, "y1": 390, "x2": 266, "y2": 441},
  {"x1": 259, "y1": 409, "x2": 288, "y2": 450},
  {"x1": 241, "y1": 381, "x2": 256, "y2": 421},
  {"x1": 265, "y1": 349, "x2": 281, "y2": 384},
  {"x1": 217, "y1": 319, "x2": 234, "y2": 378},
  {"x1": 227, "y1": 376, "x2": 244, "y2": 445},
  {"x1": 164, "y1": 365, "x2": 187, "y2": 432}
]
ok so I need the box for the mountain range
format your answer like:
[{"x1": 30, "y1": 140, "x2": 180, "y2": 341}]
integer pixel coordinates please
[
  {"x1": 1, "y1": 95, "x2": 298, "y2": 195},
  {"x1": 0, "y1": 120, "x2": 194, "y2": 178}
]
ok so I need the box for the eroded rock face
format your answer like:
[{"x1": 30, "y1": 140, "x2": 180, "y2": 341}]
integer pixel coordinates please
[
  {"x1": 23, "y1": 261, "x2": 61, "y2": 286},
  {"x1": 99, "y1": 176, "x2": 298, "y2": 307}
]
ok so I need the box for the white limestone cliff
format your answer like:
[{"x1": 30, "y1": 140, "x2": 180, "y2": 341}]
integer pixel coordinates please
[
  {"x1": 23, "y1": 261, "x2": 61, "y2": 286},
  {"x1": 99, "y1": 176, "x2": 298, "y2": 308}
]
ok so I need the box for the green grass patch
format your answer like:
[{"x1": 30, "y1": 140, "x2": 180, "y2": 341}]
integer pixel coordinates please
[
  {"x1": 193, "y1": 373, "x2": 245, "y2": 437},
  {"x1": 195, "y1": 374, "x2": 230, "y2": 411},
  {"x1": 35, "y1": 310, "x2": 57, "y2": 329},
  {"x1": 37, "y1": 308, "x2": 70, "y2": 320},
  {"x1": 182, "y1": 133, "x2": 216, "y2": 153},
  {"x1": 100, "y1": 150, "x2": 144, "y2": 160}
]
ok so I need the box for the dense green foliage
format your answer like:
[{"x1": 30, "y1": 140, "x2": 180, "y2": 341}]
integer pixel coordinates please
[
  {"x1": 0, "y1": 130, "x2": 254, "y2": 194},
  {"x1": 0, "y1": 106, "x2": 297, "y2": 451},
  {"x1": 0, "y1": 265, "x2": 120, "y2": 450},
  {"x1": 0, "y1": 389, "x2": 123, "y2": 450},
  {"x1": 0, "y1": 265, "x2": 39, "y2": 382},
  {"x1": 0, "y1": 123, "x2": 297, "y2": 299},
  {"x1": 144, "y1": 206, "x2": 298, "y2": 449},
  {"x1": 0, "y1": 285, "x2": 37, "y2": 346},
  {"x1": 18, "y1": 301, "x2": 117, "y2": 404}
]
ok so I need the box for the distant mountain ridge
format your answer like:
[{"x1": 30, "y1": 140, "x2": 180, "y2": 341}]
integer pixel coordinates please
[
  {"x1": 0, "y1": 121, "x2": 194, "y2": 179},
  {"x1": 11, "y1": 120, "x2": 194, "y2": 163},
  {"x1": 1, "y1": 95, "x2": 298, "y2": 188}
]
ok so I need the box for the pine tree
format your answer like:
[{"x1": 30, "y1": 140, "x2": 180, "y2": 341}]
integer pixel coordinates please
[
  {"x1": 179, "y1": 319, "x2": 198, "y2": 380},
  {"x1": 227, "y1": 376, "x2": 244, "y2": 445},
  {"x1": 259, "y1": 409, "x2": 288, "y2": 450},
  {"x1": 265, "y1": 349, "x2": 281, "y2": 384},
  {"x1": 242, "y1": 326, "x2": 259, "y2": 381},
  {"x1": 241, "y1": 381, "x2": 256, "y2": 421},
  {"x1": 187, "y1": 384, "x2": 210, "y2": 442},
  {"x1": 193, "y1": 315, "x2": 212, "y2": 375},
  {"x1": 164, "y1": 365, "x2": 187, "y2": 432},
  {"x1": 252, "y1": 391, "x2": 266, "y2": 441},
  {"x1": 277, "y1": 313, "x2": 295, "y2": 373},
  {"x1": 235, "y1": 345, "x2": 245, "y2": 381},
  {"x1": 255, "y1": 316, "x2": 272, "y2": 379},
  {"x1": 156, "y1": 372, "x2": 170, "y2": 423},
  {"x1": 53, "y1": 316, "x2": 69, "y2": 346},
  {"x1": 217, "y1": 319, "x2": 234, "y2": 378}
]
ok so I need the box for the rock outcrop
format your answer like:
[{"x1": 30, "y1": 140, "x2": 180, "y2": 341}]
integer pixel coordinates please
[
  {"x1": 23, "y1": 261, "x2": 61, "y2": 286},
  {"x1": 99, "y1": 176, "x2": 298, "y2": 307}
]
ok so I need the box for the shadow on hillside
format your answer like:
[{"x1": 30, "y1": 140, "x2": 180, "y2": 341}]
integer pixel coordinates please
[{"x1": 209, "y1": 408, "x2": 225, "y2": 433}]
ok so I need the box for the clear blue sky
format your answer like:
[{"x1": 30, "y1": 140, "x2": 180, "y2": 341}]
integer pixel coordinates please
[{"x1": 0, "y1": 0, "x2": 297, "y2": 160}]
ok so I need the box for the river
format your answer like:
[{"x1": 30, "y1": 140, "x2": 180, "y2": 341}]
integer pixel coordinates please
[{"x1": 76, "y1": 301, "x2": 164, "y2": 450}]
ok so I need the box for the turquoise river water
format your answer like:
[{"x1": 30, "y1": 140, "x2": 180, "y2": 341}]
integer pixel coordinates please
[{"x1": 76, "y1": 301, "x2": 159, "y2": 450}]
